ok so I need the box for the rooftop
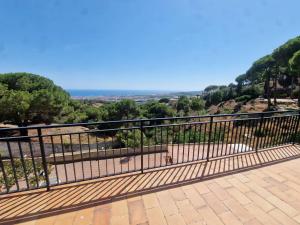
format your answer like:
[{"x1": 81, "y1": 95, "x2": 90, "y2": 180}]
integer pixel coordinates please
[{"x1": 1, "y1": 145, "x2": 300, "y2": 225}]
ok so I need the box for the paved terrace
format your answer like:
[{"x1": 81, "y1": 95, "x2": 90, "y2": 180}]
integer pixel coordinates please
[{"x1": 1, "y1": 145, "x2": 300, "y2": 225}]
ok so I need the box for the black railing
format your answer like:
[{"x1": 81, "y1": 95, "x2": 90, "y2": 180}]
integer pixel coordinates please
[{"x1": 0, "y1": 110, "x2": 299, "y2": 194}]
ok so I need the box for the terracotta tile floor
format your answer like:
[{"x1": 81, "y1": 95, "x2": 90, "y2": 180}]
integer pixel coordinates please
[{"x1": 1, "y1": 145, "x2": 300, "y2": 225}]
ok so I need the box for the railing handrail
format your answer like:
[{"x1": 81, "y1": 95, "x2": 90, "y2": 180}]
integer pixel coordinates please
[
  {"x1": 1, "y1": 109, "x2": 299, "y2": 194},
  {"x1": 0, "y1": 110, "x2": 297, "y2": 132}
]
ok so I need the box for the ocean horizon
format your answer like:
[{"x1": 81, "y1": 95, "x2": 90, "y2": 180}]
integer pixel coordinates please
[{"x1": 67, "y1": 89, "x2": 174, "y2": 98}]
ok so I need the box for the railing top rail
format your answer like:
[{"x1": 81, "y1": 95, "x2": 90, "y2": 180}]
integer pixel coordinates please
[{"x1": 0, "y1": 110, "x2": 298, "y2": 132}]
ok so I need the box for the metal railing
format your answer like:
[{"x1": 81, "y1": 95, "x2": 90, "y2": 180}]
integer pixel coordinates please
[{"x1": 0, "y1": 110, "x2": 299, "y2": 194}]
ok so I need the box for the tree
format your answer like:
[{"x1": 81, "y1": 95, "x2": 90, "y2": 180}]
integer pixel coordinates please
[
  {"x1": 289, "y1": 50, "x2": 300, "y2": 106},
  {"x1": 208, "y1": 90, "x2": 224, "y2": 106},
  {"x1": 116, "y1": 129, "x2": 145, "y2": 148},
  {"x1": 273, "y1": 37, "x2": 300, "y2": 103},
  {"x1": 190, "y1": 97, "x2": 205, "y2": 112},
  {"x1": 0, "y1": 73, "x2": 70, "y2": 135},
  {"x1": 142, "y1": 101, "x2": 175, "y2": 119},
  {"x1": 102, "y1": 99, "x2": 140, "y2": 121},
  {"x1": 273, "y1": 36, "x2": 300, "y2": 67},
  {"x1": 263, "y1": 68, "x2": 272, "y2": 109},
  {"x1": 158, "y1": 98, "x2": 170, "y2": 104},
  {"x1": 176, "y1": 96, "x2": 190, "y2": 115},
  {"x1": 204, "y1": 85, "x2": 219, "y2": 93}
]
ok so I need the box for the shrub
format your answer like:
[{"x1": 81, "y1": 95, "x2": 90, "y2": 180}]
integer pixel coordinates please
[
  {"x1": 235, "y1": 95, "x2": 252, "y2": 102},
  {"x1": 0, "y1": 157, "x2": 51, "y2": 192},
  {"x1": 116, "y1": 129, "x2": 145, "y2": 148}
]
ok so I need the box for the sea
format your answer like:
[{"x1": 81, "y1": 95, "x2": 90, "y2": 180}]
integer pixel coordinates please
[{"x1": 67, "y1": 89, "x2": 172, "y2": 98}]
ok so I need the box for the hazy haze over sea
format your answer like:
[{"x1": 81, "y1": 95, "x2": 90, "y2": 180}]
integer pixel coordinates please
[{"x1": 67, "y1": 89, "x2": 172, "y2": 98}]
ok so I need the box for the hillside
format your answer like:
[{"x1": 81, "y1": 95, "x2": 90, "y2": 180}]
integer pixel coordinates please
[{"x1": 203, "y1": 36, "x2": 300, "y2": 110}]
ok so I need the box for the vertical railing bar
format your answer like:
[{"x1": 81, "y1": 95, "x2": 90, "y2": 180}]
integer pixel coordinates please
[
  {"x1": 6, "y1": 141, "x2": 19, "y2": 191},
  {"x1": 206, "y1": 116, "x2": 213, "y2": 161},
  {"x1": 182, "y1": 125, "x2": 186, "y2": 163},
  {"x1": 177, "y1": 125, "x2": 180, "y2": 164},
  {"x1": 243, "y1": 119, "x2": 250, "y2": 152},
  {"x1": 111, "y1": 135, "x2": 119, "y2": 174},
  {"x1": 192, "y1": 123, "x2": 197, "y2": 161},
  {"x1": 50, "y1": 136, "x2": 59, "y2": 184},
  {"x1": 276, "y1": 116, "x2": 283, "y2": 146},
  {"x1": 59, "y1": 135, "x2": 68, "y2": 183},
  {"x1": 0, "y1": 152, "x2": 9, "y2": 193},
  {"x1": 275, "y1": 116, "x2": 283, "y2": 147},
  {"x1": 212, "y1": 120, "x2": 218, "y2": 157},
  {"x1": 197, "y1": 122, "x2": 202, "y2": 160},
  {"x1": 285, "y1": 115, "x2": 295, "y2": 144},
  {"x1": 38, "y1": 128, "x2": 50, "y2": 191},
  {"x1": 233, "y1": 119, "x2": 240, "y2": 155},
  {"x1": 69, "y1": 134, "x2": 77, "y2": 182},
  {"x1": 95, "y1": 136, "x2": 101, "y2": 178},
  {"x1": 242, "y1": 118, "x2": 249, "y2": 152},
  {"x1": 241, "y1": 120, "x2": 248, "y2": 152},
  {"x1": 267, "y1": 117, "x2": 276, "y2": 148},
  {"x1": 220, "y1": 121, "x2": 226, "y2": 156},
  {"x1": 17, "y1": 140, "x2": 29, "y2": 189},
  {"x1": 260, "y1": 116, "x2": 268, "y2": 149},
  {"x1": 287, "y1": 115, "x2": 297, "y2": 144},
  {"x1": 78, "y1": 134, "x2": 85, "y2": 180},
  {"x1": 140, "y1": 120, "x2": 144, "y2": 173},
  {"x1": 237, "y1": 120, "x2": 244, "y2": 153},
  {"x1": 160, "y1": 126, "x2": 163, "y2": 167},
  {"x1": 187, "y1": 125, "x2": 191, "y2": 162},
  {"x1": 109, "y1": 135, "x2": 115, "y2": 175},
  {"x1": 87, "y1": 134, "x2": 93, "y2": 179},
  {"x1": 126, "y1": 128, "x2": 129, "y2": 172},
  {"x1": 229, "y1": 120, "x2": 236, "y2": 155},
  {"x1": 291, "y1": 114, "x2": 300, "y2": 144},
  {"x1": 103, "y1": 136, "x2": 108, "y2": 176},
  {"x1": 274, "y1": 116, "x2": 283, "y2": 146},
  {"x1": 166, "y1": 126, "x2": 169, "y2": 166},
  {"x1": 133, "y1": 128, "x2": 137, "y2": 171},
  {"x1": 289, "y1": 114, "x2": 300, "y2": 145},
  {"x1": 264, "y1": 117, "x2": 272, "y2": 148},
  {"x1": 171, "y1": 125, "x2": 175, "y2": 164},
  {"x1": 201, "y1": 122, "x2": 207, "y2": 160},
  {"x1": 278, "y1": 117, "x2": 284, "y2": 146},
  {"x1": 216, "y1": 121, "x2": 221, "y2": 157},
  {"x1": 154, "y1": 126, "x2": 157, "y2": 168},
  {"x1": 249, "y1": 118, "x2": 256, "y2": 151},
  {"x1": 225, "y1": 120, "x2": 231, "y2": 156},
  {"x1": 255, "y1": 114, "x2": 264, "y2": 153},
  {"x1": 271, "y1": 116, "x2": 279, "y2": 147},
  {"x1": 147, "y1": 128, "x2": 150, "y2": 169},
  {"x1": 284, "y1": 116, "x2": 292, "y2": 144},
  {"x1": 28, "y1": 140, "x2": 39, "y2": 188},
  {"x1": 282, "y1": 115, "x2": 292, "y2": 145}
]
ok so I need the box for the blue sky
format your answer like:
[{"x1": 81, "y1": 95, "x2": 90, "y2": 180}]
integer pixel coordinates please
[{"x1": 0, "y1": 0, "x2": 299, "y2": 91}]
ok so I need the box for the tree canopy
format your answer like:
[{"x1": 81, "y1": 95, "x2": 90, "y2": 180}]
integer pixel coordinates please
[
  {"x1": 203, "y1": 36, "x2": 300, "y2": 107},
  {"x1": 0, "y1": 73, "x2": 70, "y2": 126}
]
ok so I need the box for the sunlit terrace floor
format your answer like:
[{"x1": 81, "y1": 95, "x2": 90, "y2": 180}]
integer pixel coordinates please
[{"x1": 1, "y1": 145, "x2": 300, "y2": 225}]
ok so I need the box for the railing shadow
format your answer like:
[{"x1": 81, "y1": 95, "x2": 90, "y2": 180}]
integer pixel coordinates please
[{"x1": 1, "y1": 144, "x2": 300, "y2": 224}]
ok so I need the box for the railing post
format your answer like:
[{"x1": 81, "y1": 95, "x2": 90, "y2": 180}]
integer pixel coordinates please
[
  {"x1": 206, "y1": 116, "x2": 213, "y2": 161},
  {"x1": 37, "y1": 128, "x2": 50, "y2": 191},
  {"x1": 292, "y1": 110, "x2": 300, "y2": 145},
  {"x1": 140, "y1": 120, "x2": 144, "y2": 173},
  {"x1": 255, "y1": 113, "x2": 264, "y2": 153}
]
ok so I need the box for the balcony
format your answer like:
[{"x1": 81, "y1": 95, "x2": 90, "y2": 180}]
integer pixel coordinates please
[{"x1": 0, "y1": 111, "x2": 300, "y2": 224}]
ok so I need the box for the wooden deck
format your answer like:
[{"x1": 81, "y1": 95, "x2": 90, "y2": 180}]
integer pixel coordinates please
[{"x1": 1, "y1": 145, "x2": 300, "y2": 225}]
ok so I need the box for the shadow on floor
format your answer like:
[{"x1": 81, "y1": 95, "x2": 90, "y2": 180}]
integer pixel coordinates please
[{"x1": 1, "y1": 144, "x2": 300, "y2": 224}]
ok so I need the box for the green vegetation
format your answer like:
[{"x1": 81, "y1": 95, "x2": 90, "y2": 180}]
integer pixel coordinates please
[
  {"x1": 203, "y1": 36, "x2": 300, "y2": 108},
  {"x1": 0, "y1": 73, "x2": 69, "y2": 128},
  {"x1": 0, "y1": 157, "x2": 50, "y2": 191}
]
